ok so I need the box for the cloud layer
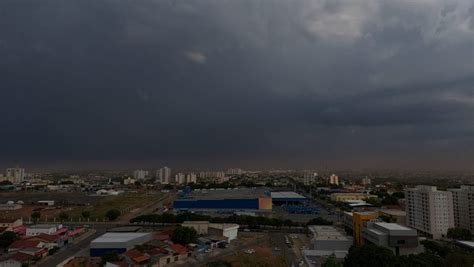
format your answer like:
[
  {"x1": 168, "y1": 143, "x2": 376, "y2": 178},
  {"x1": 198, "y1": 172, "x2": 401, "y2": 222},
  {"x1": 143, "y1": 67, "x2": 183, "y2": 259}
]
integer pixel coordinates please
[{"x1": 0, "y1": 0, "x2": 473, "y2": 169}]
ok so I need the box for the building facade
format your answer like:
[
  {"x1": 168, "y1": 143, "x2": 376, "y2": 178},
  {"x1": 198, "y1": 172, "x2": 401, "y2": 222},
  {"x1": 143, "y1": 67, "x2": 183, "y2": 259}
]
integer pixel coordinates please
[
  {"x1": 157, "y1": 167, "x2": 171, "y2": 185},
  {"x1": 329, "y1": 174, "x2": 339, "y2": 185},
  {"x1": 4, "y1": 168, "x2": 25, "y2": 184},
  {"x1": 405, "y1": 185, "x2": 454, "y2": 239},
  {"x1": 353, "y1": 211, "x2": 378, "y2": 246},
  {"x1": 448, "y1": 185, "x2": 474, "y2": 232},
  {"x1": 363, "y1": 222, "x2": 422, "y2": 256},
  {"x1": 133, "y1": 170, "x2": 147, "y2": 180}
]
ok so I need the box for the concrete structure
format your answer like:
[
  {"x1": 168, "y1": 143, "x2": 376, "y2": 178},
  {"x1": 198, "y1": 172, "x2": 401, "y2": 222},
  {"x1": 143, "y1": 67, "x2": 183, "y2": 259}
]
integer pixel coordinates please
[
  {"x1": 448, "y1": 185, "x2": 474, "y2": 232},
  {"x1": 379, "y1": 209, "x2": 407, "y2": 225},
  {"x1": 181, "y1": 221, "x2": 239, "y2": 242},
  {"x1": 308, "y1": 225, "x2": 353, "y2": 251},
  {"x1": 353, "y1": 211, "x2": 378, "y2": 246},
  {"x1": 133, "y1": 170, "x2": 148, "y2": 180},
  {"x1": 26, "y1": 224, "x2": 62, "y2": 236},
  {"x1": 0, "y1": 203, "x2": 22, "y2": 211},
  {"x1": 157, "y1": 167, "x2": 171, "y2": 184},
  {"x1": 405, "y1": 185, "x2": 454, "y2": 239},
  {"x1": 363, "y1": 222, "x2": 422, "y2": 256},
  {"x1": 4, "y1": 168, "x2": 25, "y2": 184},
  {"x1": 329, "y1": 174, "x2": 339, "y2": 185},
  {"x1": 330, "y1": 193, "x2": 377, "y2": 202},
  {"x1": 90, "y1": 232, "x2": 153, "y2": 257}
]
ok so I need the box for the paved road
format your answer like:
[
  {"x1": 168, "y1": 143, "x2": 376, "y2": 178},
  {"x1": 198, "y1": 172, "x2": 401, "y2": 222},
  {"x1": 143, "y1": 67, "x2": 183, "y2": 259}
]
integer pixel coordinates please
[
  {"x1": 38, "y1": 227, "x2": 107, "y2": 267},
  {"x1": 269, "y1": 232, "x2": 297, "y2": 267}
]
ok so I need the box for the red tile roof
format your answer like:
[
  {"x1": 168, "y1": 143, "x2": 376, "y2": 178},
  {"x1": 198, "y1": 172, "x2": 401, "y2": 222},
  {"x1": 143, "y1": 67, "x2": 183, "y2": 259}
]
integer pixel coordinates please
[
  {"x1": 170, "y1": 244, "x2": 188, "y2": 255},
  {"x1": 9, "y1": 252, "x2": 34, "y2": 263},
  {"x1": 9, "y1": 239, "x2": 42, "y2": 249},
  {"x1": 32, "y1": 233, "x2": 61, "y2": 243},
  {"x1": 124, "y1": 249, "x2": 150, "y2": 263}
]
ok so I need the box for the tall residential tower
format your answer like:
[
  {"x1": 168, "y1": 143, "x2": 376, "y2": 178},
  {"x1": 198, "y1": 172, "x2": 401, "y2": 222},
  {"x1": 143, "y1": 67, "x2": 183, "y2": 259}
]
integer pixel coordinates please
[{"x1": 405, "y1": 185, "x2": 454, "y2": 239}]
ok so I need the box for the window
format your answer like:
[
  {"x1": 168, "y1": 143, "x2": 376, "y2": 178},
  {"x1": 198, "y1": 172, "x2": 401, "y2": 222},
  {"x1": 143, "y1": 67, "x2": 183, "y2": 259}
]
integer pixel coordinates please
[{"x1": 397, "y1": 240, "x2": 406, "y2": 244}]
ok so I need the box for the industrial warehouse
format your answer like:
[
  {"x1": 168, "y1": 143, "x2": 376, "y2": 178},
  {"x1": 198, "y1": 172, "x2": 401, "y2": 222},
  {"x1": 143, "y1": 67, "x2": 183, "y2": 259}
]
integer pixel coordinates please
[{"x1": 173, "y1": 188, "x2": 307, "y2": 213}]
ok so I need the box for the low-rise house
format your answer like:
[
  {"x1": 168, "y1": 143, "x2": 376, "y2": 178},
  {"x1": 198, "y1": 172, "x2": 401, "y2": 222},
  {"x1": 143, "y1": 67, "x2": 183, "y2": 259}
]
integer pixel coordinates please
[
  {"x1": 26, "y1": 224, "x2": 63, "y2": 236},
  {"x1": 8, "y1": 239, "x2": 45, "y2": 253},
  {"x1": 0, "y1": 218, "x2": 23, "y2": 229}
]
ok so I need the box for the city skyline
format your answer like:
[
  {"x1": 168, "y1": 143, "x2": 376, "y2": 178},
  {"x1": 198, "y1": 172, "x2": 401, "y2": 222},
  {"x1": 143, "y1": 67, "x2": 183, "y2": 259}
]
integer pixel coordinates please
[{"x1": 1, "y1": 0, "x2": 474, "y2": 170}]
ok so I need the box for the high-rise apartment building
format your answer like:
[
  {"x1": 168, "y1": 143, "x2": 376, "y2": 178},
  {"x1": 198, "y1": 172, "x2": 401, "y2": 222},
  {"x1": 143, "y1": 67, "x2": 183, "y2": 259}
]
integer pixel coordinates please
[
  {"x1": 405, "y1": 185, "x2": 454, "y2": 239},
  {"x1": 329, "y1": 174, "x2": 339, "y2": 185},
  {"x1": 4, "y1": 168, "x2": 25, "y2": 184},
  {"x1": 362, "y1": 177, "x2": 371, "y2": 186},
  {"x1": 226, "y1": 168, "x2": 243, "y2": 175},
  {"x1": 186, "y1": 173, "x2": 197, "y2": 184},
  {"x1": 303, "y1": 172, "x2": 317, "y2": 186},
  {"x1": 448, "y1": 185, "x2": 474, "y2": 232},
  {"x1": 157, "y1": 167, "x2": 171, "y2": 184},
  {"x1": 133, "y1": 169, "x2": 148, "y2": 180},
  {"x1": 174, "y1": 173, "x2": 185, "y2": 184}
]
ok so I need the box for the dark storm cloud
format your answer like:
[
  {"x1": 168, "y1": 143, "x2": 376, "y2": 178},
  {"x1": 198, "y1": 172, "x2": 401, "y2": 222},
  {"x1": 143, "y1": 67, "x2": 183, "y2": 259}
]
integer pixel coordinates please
[{"x1": 1, "y1": 0, "x2": 474, "y2": 169}]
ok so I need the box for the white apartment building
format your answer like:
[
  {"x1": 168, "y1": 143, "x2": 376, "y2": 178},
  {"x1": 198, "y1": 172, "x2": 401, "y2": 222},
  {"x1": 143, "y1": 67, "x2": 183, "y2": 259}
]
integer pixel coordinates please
[
  {"x1": 405, "y1": 185, "x2": 454, "y2": 239},
  {"x1": 362, "y1": 177, "x2": 371, "y2": 186},
  {"x1": 4, "y1": 168, "x2": 25, "y2": 184},
  {"x1": 186, "y1": 173, "x2": 197, "y2": 184},
  {"x1": 157, "y1": 167, "x2": 171, "y2": 184},
  {"x1": 226, "y1": 168, "x2": 243, "y2": 175},
  {"x1": 448, "y1": 185, "x2": 474, "y2": 232},
  {"x1": 329, "y1": 174, "x2": 339, "y2": 185},
  {"x1": 303, "y1": 173, "x2": 316, "y2": 186},
  {"x1": 174, "y1": 173, "x2": 185, "y2": 184},
  {"x1": 133, "y1": 170, "x2": 148, "y2": 180}
]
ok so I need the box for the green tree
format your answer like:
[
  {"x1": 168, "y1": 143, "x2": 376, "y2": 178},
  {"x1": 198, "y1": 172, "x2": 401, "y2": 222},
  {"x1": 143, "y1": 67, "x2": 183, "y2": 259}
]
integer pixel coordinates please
[
  {"x1": 81, "y1": 210, "x2": 91, "y2": 219},
  {"x1": 307, "y1": 217, "x2": 333, "y2": 226},
  {"x1": 323, "y1": 256, "x2": 342, "y2": 267},
  {"x1": 105, "y1": 209, "x2": 121, "y2": 221},
  {"x1": 31, "y1": 211, "x2": 41, "y2": 222},
  {"x1": 447, "y1": 227, "x2": 472, "y2": 240},
  {"x1": 101, "y1": 251, "x2": 119, "y2": 264},
  {"x1": 207, "y1": 260, "x2": 232, "y2": 267},
  {"x1": 48, "y1": 246, "x2": 60, "y2": 255},
  {"x1": 171, "y1": 226, "x2": 198, "y2": 245},
  {"x1": 344, "y1": 244, "x2": 396, "y2": 267},
  {"x1": 0, "y1": 231, "x2": 20, "y2": 248},
  {"x1": 58, "y1": 212, "x2": 69, "y2": 221}
]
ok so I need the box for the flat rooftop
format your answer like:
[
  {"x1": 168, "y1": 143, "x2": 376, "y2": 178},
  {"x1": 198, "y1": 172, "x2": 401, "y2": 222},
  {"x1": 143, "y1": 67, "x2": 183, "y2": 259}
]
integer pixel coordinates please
[
  {"x1": 271, "y1": 191, "x2": 306, "y2": 199},
  {"x1": 185, "y1": 188, "x2": 269, "y2": 200},
  {"x1": 92, "y1": 233, "x2": 151, "y2": 243},
  {"x1": 375, "y1": 222, "x2": 411, "y2": 231},
  {"x1": 379, "y1": 209, "x2": 406, "y2": 216},
  {"x1": 309, "y1": 226, "x2": 351, "y2": 241},
  {"x1": 27, "y1": 224, "x2": 60, "y2": 228}
]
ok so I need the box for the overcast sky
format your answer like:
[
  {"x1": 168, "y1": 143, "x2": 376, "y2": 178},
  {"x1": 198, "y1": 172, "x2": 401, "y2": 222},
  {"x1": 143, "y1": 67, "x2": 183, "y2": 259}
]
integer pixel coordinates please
[{"x1": 1, "y1": 0, "x2": 474, "y2": 170}]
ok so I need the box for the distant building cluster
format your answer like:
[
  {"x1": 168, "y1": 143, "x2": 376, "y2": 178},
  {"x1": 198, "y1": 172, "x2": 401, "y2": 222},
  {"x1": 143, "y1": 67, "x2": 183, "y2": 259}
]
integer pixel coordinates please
[{"x1": 0, "y1": 167, "x2": 25, "y2": 184}]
